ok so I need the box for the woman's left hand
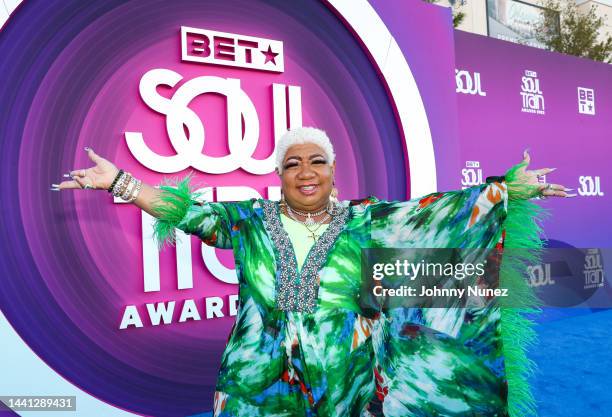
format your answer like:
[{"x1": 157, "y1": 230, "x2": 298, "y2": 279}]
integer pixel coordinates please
[{"x1": 506, "y1": 149, "x2": 576, "y2": 200}]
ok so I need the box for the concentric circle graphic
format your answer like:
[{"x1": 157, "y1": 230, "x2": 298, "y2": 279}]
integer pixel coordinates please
[{"x1": 0, "y1": 0, "x2": 411, "y2": 414}]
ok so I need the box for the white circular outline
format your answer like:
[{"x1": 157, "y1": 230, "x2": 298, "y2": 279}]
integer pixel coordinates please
[{"x1": 328, "y1": 0, "x2": 438, "y2": 197}]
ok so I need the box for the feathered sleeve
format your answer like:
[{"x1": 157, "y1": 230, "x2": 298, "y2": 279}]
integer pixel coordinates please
[
  {"x1": 368, "y1": 161, "x2": 549, "y2": 417},
  {"x1": 151, "y1": 175, "x2": 234, "y2": 250}
]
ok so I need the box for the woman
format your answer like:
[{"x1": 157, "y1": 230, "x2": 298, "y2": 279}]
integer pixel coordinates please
[{"x1": 53, "y1": 127, "x2": 571, "y2": 416}]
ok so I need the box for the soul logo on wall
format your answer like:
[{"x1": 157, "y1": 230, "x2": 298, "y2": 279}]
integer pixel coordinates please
[
  {"x1": 119, "y1": 27, "x2": 300, "y2": 329},
  {"x1": 455, "y1": 69, "x2": 486, "y2": 96},
  {"x1": 520, "y1": 69, "x2": 545, "y2": 115}
]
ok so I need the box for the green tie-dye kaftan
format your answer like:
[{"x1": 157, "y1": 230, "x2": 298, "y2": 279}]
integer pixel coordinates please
[{"x1": 153, "y1": 166, "x2": 544, "y2": 417}]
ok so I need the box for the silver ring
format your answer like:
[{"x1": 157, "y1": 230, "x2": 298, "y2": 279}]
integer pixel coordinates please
[
  {"x1": 538, "y1": 183, "x2": 551, "y2": 199},
  {"x1": 83, "y1": 184, "x2": 93, "y2": 190}
]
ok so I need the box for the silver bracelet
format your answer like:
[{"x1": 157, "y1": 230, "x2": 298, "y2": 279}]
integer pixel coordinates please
[
  {"x1": 128, "y1": 179, "x2": 143, "y2": 203},
  {"x1": 121, "y1": 176, "x2": 137, "y2": 201},
  {"x1": 111, "y1": 172, "x2": 130, "y2": 197},
  {"x1": 110, "y1": 171, "x2": 143, "y2": 202}
]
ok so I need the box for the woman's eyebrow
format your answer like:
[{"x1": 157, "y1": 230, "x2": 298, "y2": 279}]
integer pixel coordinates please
[{"x1": 309, "y1": 154, "x2": 325, "y2": 159}]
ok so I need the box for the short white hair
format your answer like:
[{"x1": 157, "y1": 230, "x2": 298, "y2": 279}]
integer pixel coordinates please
[{"x1": 275, "y1": 127, "x2": 335, "y2": 174}]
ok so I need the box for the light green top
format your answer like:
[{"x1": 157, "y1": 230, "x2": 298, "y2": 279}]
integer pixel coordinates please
[{"x1": 280, "y1": 213, "x2": 330, "y2": 272}]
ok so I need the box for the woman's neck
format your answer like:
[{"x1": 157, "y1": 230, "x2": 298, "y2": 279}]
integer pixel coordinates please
[
  {"x1": 281, "y1": 201, "x2": 331, "y2": 223},
  {"x1": 283, "y1": 199, "x2": 329, "y2": 215}
]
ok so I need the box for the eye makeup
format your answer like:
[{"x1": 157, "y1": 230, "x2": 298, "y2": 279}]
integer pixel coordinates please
[{"x1": 282, "y1": 151, "x2": 329, "y2": 172}]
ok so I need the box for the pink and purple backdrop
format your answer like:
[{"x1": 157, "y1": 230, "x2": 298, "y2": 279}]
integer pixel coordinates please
[
  {"x1": 454, "y1": 30, "x2": 611, "y2": 249},
  {"x1": 0, "y1": 0, "x2": 460, "y2": 415},
  {"x1": 1, "y1": 1, "x2": 611, "y2": 416}
]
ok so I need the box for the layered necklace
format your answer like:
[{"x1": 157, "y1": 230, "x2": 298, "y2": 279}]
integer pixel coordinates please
[{"x1": 284, "y1": 203, "x2": 332, "y2": 242}]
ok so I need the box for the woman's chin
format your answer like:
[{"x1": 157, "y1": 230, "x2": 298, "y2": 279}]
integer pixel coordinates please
[{"x1": 291, "y1": 194, "x2": 325, "y2": 209}]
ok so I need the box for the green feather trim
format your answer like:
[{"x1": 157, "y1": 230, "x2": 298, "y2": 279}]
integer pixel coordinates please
[
  {"x1": 500, "y1": 162, "x2": 551, "y2": 417},
  {"x1": 505, "y1": 161, "x2": 545, "y2": 201},
  {"x1": 151, "y1": 173, "x2": 202, "y2": 250}
]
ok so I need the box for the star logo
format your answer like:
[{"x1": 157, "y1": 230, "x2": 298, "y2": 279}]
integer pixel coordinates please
[{"x1": 261, "y1": 45, "x2": 279, "y2": 65}]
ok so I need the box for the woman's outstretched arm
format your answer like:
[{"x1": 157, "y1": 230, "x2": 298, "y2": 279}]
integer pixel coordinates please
[
  {"x1": 52, "y1": 147, "x2": 162, "y2": 217},
  {"x1": 52, "y1": 147, "x2": 235, "y2": 249},
  {"x1": 505, "y1": 149, "x2": 574, "y2": 200}
]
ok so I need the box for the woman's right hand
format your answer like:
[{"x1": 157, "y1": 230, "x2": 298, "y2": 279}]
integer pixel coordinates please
[{"x1": 51, "y1": 147, "x2": 119, "y2": 191}]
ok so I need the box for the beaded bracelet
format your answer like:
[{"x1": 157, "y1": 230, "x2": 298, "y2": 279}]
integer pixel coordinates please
[
  {"x1": 128, "y1": 179, "x2": 143, "y2": 202},
  {"x1": 108, "y1": 169, "x2": 124, "y2": 193},
  {"x1": 113, "y1": 173, "x2": 131, "y2": 198},
  {"x1": 121, "y1": 176, "x2": 137, "y2": 201},
  {"x1": 108, "y1": 170, "x2": 143, "y2": 202}
]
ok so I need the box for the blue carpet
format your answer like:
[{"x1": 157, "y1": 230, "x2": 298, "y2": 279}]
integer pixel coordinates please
[
  {"x1": 531, "y1": 308, "x2": 612, "y2": 416},
  {"x1": 186, "y1": 309, "x2": 612, "y2": 417}
]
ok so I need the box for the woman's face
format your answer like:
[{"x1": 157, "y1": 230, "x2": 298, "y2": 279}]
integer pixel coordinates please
[{"x1": 279, "y1": 142, "x2": 335, "y2": 212}]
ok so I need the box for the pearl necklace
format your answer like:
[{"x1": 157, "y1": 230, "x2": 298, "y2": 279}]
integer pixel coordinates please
[{"x1": 286, "y1": 204, "x2": 329, "y2": 227}]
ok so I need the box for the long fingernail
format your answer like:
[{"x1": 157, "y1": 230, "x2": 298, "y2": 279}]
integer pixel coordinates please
[
  {"x1": 549, "y1": 167, "x2": 557, "y2": 171},
  {"x1": 565, "y1": 193, "x2": 577, "y2": 198},
  {"x1": 63, "y1": 173, "x2": 72, "y2": 178},
  {"x1": 84, "y1": 146, "x2": 90, "y2": 151},
  {"x1": 50, "y1": 184, "x2": 60, "y2": 191},
  {"x1": 564, "y1": 187, "x2": 574, "y2": 191}
]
